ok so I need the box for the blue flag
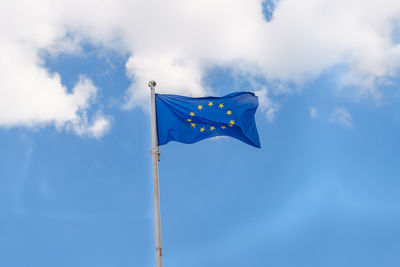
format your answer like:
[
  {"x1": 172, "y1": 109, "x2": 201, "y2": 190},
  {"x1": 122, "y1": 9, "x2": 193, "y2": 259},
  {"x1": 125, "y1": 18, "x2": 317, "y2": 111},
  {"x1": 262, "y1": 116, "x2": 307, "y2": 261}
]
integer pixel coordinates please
[{"x1": 155, "y1": 92, "x2": 261, "y2": 148}]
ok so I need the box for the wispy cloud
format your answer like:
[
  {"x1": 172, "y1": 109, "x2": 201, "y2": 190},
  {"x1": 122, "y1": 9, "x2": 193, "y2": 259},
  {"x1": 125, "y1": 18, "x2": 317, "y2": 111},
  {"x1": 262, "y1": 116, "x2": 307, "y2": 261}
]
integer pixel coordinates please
[
  {"x1": 330, "y1": 107, "x2": 353, "y2": 128},
  {"x1": 254, "y1": 88, "x2": 280, "y2": 122},
  {"x1": 12, "y1": 135, "x2": 34, "y2": 214},
  {"x1": 309, "y1": 107, "x2": 318, "y2": 119}
]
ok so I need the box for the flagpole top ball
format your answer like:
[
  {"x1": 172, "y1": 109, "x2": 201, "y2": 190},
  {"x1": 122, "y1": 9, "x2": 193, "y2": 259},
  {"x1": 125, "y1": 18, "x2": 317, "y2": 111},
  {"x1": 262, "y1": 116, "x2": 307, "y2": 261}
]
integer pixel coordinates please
[{"x1": 148, "y1": 80, "x2": 157, "y2": 88}]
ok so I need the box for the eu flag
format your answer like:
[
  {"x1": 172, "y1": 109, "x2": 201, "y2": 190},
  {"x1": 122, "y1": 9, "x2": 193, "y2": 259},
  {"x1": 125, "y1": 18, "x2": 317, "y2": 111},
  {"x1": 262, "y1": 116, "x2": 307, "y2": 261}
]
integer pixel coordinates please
[{"x1": 155, "y1": 92, "x2": 261, "y2": 148}]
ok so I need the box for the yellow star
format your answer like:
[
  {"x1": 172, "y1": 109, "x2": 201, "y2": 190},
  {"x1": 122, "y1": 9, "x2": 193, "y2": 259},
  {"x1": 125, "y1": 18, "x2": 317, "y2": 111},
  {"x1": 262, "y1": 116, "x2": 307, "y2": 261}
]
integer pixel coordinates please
[
  {"x1": 197, "y1": 105, "x2": 203, "y2": 110},
  {"x1": 191, "y1": 123, "x2": 196, "y2": 128},
  {"x1": 208, "y1": 101, "x2": 214, "y2": 107},
  {"x1": 230, "y1": 120, "x2": 235, "y2": 125},
  {"x1": 221, "y1": 126, "x2": 226, "y2": 129},
  {"x1": 200, "y1": 127, "x2": 205, "y2": 132},
  {"x1": 226, "y1": 110, "x2": 232, "y2": 116},
  {"x1": 190, "y1": 112, "x2": 195, "y2": 117},
  {"x1": 210, "y1": 126, "x2": 215, "y2": 131},
  {"x1": 187, "y1": 118, "x2": 192, "y2": 122},
  {"x1": 218, "y1": 103, "x2": 224, "y2": 109}
]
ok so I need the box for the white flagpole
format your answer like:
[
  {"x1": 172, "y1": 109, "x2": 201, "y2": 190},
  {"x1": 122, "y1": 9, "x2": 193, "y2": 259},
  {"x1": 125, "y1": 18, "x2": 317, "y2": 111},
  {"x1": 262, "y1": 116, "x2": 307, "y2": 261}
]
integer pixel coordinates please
[{"x1": 149, "y1": 80, "x2": 163, "y2": 267}]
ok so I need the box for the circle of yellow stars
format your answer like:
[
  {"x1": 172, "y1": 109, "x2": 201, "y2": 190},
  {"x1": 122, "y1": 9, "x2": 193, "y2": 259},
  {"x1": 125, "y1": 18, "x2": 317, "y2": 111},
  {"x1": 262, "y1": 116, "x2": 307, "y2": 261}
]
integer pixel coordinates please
[{"x1": 187, "y1": 101, "x2": 235, "y2": 132}]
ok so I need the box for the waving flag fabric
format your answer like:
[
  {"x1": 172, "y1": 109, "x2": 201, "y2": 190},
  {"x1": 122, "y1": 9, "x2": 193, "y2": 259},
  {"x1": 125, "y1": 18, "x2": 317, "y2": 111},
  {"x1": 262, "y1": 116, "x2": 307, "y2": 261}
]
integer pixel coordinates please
[{"x1": 155, "y1": 92, "x2": 261, "y2": 148}]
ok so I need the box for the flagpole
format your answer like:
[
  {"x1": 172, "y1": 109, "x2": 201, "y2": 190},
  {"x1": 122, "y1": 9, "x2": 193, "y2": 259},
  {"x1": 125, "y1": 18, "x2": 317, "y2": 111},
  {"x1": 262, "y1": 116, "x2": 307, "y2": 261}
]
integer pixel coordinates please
[{"x1": 149, "y1": 80, "x2": 163, "y2": 267}]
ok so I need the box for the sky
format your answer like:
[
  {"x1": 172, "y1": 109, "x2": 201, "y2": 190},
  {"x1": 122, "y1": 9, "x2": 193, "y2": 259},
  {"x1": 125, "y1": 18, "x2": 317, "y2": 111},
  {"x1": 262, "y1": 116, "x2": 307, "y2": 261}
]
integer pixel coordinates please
[{"x1": 1, "y1": 0, "x2": 400, "y2": 266}]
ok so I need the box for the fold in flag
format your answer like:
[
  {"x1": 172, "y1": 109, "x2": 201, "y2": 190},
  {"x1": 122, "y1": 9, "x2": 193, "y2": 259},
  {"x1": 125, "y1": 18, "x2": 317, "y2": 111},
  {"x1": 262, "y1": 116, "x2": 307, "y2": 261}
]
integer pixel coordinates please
[{"x1": 155, "y1": 92, "x2": 261, "y2": 148}]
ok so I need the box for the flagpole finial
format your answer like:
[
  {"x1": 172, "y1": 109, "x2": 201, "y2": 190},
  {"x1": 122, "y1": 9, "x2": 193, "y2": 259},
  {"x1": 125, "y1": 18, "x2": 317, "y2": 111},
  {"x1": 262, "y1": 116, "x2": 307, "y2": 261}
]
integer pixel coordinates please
[{"x1": 148, "y1": 80, "x2": 157, "y2": 88}]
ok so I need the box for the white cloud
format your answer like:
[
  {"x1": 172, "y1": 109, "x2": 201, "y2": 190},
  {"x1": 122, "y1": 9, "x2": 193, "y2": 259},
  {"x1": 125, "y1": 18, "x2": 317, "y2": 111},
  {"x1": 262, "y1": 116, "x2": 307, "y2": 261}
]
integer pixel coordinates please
[
  {"x1": 0, "y1": 47, "x2": 111, "y2": 136},
  {"x1": 0, "y1": 2, "x2": 111, "y2": 137},
  {"x1": 254, "y1": 88, "x2": 280, "y2": 122},
  {"x1": 330, "y1": 107, "x2": 353, "y2": 128},
  {"x1": 1, "y1": 0, "x2": 400, "y2": 134},
  {"x1": 64, "y1": 110, "x2": 112, "y2": 139},
  {"x1": 123, "y1": 54, "x2": 208, "y2": 109},
  {"x1": 309, "y1": 107, "x2": 318, "y2": 119}
]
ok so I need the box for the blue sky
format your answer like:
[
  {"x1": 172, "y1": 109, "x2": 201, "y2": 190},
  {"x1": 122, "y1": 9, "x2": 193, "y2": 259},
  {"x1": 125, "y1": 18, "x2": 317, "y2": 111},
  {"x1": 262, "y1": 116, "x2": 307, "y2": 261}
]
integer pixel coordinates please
[{"x1": 1, "y1": 1, "x2": 400, "y2": 267}]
